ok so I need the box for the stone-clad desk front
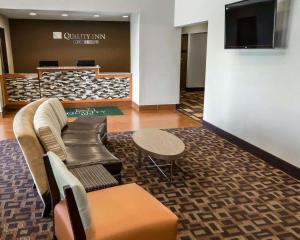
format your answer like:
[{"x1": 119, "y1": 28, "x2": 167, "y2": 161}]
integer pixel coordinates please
[
  {"x1": 36, "y1": 66, "x2": 101, "y2": 79},
  {"x1": 3, "y1": 66, "x2": 132, "y2": 107}
]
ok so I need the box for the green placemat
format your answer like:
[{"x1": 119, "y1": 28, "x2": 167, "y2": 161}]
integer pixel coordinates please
[{"x1": 65, "y1": 106, "x2": 123, "y2": 117}]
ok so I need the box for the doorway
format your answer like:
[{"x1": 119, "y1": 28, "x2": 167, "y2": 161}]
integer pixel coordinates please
[
  {"x1": 0, "y1": 28, "x2": 9, "y2": 74},
  {"x1": 180, "y1": 34, "x2": 188, "y2": 90},
  {"x1": 178, "y1": 23, "x2": 208, "y2": 121}
]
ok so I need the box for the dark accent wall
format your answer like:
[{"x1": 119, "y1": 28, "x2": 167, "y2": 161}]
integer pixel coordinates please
[{"x1": 9, "y1": 19, "x2": 130, "y2": 73}]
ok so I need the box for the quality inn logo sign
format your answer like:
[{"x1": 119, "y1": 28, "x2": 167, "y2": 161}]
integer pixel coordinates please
[
  {"x1": 53, "y1": 32, "x2": 63, "y2": 39},
  {"x1": 52, "y1": 31, "x2": 106, "y2": 45}
]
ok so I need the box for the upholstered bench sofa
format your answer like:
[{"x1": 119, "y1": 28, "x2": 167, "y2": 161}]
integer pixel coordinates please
[
  {"x1": 13, "y1": 98, "x2": 122, "y2": 216},
  {"x1": 33, "y1": 98, "x2": 122, "y2": 180}
]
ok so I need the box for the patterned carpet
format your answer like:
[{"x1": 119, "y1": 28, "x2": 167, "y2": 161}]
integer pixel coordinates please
[
  {"x1": 178, "y1": 90, "x2": 205, "y2": 121},
  {"x1": 1, "y1": 128, "x2": 300, "y2": 239},
  {"x1": 0, "y1": 140, "x2": 52, "y2": 239}
]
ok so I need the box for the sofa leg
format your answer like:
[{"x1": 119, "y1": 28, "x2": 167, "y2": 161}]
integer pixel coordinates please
[{"x1": 42, "y1": 191, "x2": 52, "y2": 218}]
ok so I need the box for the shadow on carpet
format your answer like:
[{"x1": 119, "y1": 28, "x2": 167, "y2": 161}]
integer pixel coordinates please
[{"x1": 0, "y1": 128, "x2": 299, "y2": 239}]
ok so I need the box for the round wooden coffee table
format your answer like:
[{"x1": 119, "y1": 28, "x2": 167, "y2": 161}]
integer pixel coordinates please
[{"x1": 132, "y1": 129, "x2": 185, "y2": 182}]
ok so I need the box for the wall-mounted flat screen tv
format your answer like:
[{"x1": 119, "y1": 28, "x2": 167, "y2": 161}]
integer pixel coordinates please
[{"x1": 225, "y1": 0, "x2": 277, "y2": 49}]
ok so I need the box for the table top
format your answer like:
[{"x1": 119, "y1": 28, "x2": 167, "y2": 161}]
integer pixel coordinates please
[{"x1": 132, "y1": 129, "x2": 185, "y2": 160}]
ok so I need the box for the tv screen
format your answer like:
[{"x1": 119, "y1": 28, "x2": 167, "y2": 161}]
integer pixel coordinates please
[{"x1": 225, "y1": 0, "x2": 277, "y2": 49}]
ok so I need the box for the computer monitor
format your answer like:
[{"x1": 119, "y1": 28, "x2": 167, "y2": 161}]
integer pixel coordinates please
[
  {"x1": 39, "y1": 61, "x2": 59, "y2": 67},
  {"x1": 77, "y1": 60, "x2": 96, "y2": 67}
]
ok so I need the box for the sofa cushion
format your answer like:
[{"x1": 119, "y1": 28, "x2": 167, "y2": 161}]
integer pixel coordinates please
[
  {"x1": 61, "y1": 131, "x2": 101, "y2": 145},
  {"x1": 66, "y1": 116, "x2": 107, "y2": 134},
  {"x1": 48, "y1": 151, "x2": 93, "y2": 233},
  {"x1": 62, "y1": 119, "x2": 107, "y2": 145},
  {"x1": 47, "y1": 98, "x2": 68, "y2": 129},
  {"x1": 74, "y1": 116, "x2": 107, "y2": 125},
  {"x1": 54, "y1": 183, "x2": 178, "y2": 240},
  {"x1": 34, "y1": 103, "x2": 67, "y2": 161},
  {"x1": 65, "y1": 144, "x2": 122, "y2": 176}
]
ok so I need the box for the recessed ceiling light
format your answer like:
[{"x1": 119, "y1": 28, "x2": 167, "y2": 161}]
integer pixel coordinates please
[
  {"x1": 122, "y1": 15, "x2": 129, "y2": 18},
  {"x1": 93, "y1": 14, "x2": 100, "y2": 18},
  {"x1": 61, "y1": 13, "x2": 69, "y2": 17},
  {"x1": 29, "y1": 12, "x2": 37, "y2": 16}
]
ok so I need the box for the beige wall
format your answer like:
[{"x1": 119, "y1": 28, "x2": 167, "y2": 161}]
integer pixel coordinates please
[
  {"x1": 175, "y1": 0, "x2": 300, "y2": 168},
  {"x1": 0, "y1": 14, "x2": 14, "y2": 112}
]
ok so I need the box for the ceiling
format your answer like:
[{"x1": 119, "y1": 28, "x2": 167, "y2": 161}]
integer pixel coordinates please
[{"x1": 0, "y1": 9, "x2": 131, "y2": 22}]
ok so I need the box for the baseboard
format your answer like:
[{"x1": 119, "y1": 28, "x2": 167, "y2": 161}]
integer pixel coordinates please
[
  {"x1": 185, "y1": 87, "x2": 205, "y2": 92},
  {"x1": 132, "y1": 102, "x2": 176, "y2": 112},
  {"x1": 203, "y1": 120, "x2": 300, "y2": 180},
  {"x1": 62, "y1": 100, "x2": 132, "y2": 109},
  {"x1": 6, "y1": 99, "x2": 132, "y2": 110}
]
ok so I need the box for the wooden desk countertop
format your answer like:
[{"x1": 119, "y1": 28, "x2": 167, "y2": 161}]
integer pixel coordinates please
[{"x1": 37, "y1": 65, "x2": 101, "y2": 71}]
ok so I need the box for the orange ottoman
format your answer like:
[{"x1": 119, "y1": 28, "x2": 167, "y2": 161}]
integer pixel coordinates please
[{"x1": 54, "y1": 183, "x2": 178, "y2": 240}]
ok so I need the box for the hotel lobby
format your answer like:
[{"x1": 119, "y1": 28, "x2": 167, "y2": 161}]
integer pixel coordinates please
[{"x1": 0, "y1": 0, "x2": 299, "y2": 240}]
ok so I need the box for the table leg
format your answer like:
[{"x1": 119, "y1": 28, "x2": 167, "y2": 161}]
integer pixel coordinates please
[{"x1": 170, "y1": 160, "x2": 173, "y2": 183}]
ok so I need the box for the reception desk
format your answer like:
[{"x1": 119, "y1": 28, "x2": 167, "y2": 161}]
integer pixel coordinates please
[
  {"x1": 2, "y1": 66, "x2": 132, "y2": 109},
  {"x1": 37, "y1": 66, "x2": 100, "y2": 78}
]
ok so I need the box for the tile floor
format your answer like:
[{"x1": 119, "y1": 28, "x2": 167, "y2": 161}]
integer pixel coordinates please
[{"x1": 177, "y1": 90, "x2": 205, "y2": 121}]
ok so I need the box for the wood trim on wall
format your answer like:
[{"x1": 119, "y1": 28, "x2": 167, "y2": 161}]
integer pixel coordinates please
[
  {"x1": 132, "y1": 102, "x2": 176, "y2": 112},
  {"x1": 99, "y1": 73, "x2": 132, "y2": 78},
  {"x1": 6, "y1": 99, "x2": 132, "y2": 110},
  {"x1": 62, "y1": 99, "x2": 132, "y2": 108},
  {"x1": 3, "y1": 73, "x2": 38, "y2": 78},
  {"x1": 203, "y1": 120, "x2": 300, "y2": 180}
]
